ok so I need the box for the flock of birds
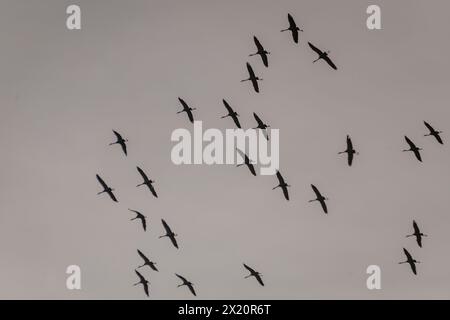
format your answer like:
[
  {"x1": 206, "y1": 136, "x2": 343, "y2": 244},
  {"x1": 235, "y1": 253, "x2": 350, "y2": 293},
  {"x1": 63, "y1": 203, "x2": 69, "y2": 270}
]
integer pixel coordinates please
[{"x1": 95, "y1": 13, "x2": 445, "y2": 297}]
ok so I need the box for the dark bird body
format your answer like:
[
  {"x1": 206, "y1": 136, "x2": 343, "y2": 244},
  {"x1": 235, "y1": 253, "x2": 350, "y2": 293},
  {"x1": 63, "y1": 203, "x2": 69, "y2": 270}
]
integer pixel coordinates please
[
  {"x1": 424, "y1": 121, "x2": 443, "y2": 144},
  {"x1": 241, "y1": 62, "x2": 262, "y2": 93},
  {"x1": 177, "y1": 98, "x2": 196, "y2": 123},
  {"x1": 133, "y1": 270, "x2": 150, "y2": 297},
  {"x1": 406, "y1": 220, "x2": 427, "y2": 248},
  {"x1": 338, "y1": 135, "x2": 358, "y2": 166},
  {"x1": 309, "y1": 184, "x2": 328, "y2": 214},
  {"x1": 221, "y1": 99, "x2": 241, "y2": 128},
  {"x1": 243, "y1": 263, "x2": 264, "y2": 286},
  {"x1": 136, "y1": 166, "x2": 158, "y2": 198},
  {"x1": 109, "y1": 130, "x2": 128, "y2": 156},
  {"x1": 128, "y1": 209, "x2": 147, "y2": 231},
  {"x1": 137, "y1": 249, "x2": 158, "y2": 271},
  {"x1": 159, "y1": 219, "x2": 178, "y2": 249},
  {"x1": 281, "y1": 13, "x2": 303, "y2": 43},
  {"x1": 175, "y1": 273, "x2": 196, "y2": 296},
  {"x1": 403, "y1": 136, "x2": 422, "y2": 162},
  {"x1": 399, "y1": 248, "x2": 420, "y2": 275},
  {"x1": 272, "y1": 171, "x2": 290, "y2": 201},
  {"x1": 252, "y1": 112, "x2": 270, "y2": 140},
  {"x1": 308, "y1": 42, "x2": 337, "y2": 70},
  {"x1": 249, "y1": 36, "x2": 270, "y2": 67},
  {"x1": 236, "y1": 148, "x2": 256, "y2": 176},
  {"x1": 96, "y1": 174, "x2": 118, "y2": 202}
]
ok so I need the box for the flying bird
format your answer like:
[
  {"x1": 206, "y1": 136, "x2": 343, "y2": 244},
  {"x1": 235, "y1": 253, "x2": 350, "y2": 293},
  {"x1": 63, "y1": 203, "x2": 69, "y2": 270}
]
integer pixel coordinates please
[
  {"x1": 177, "y1": 97, "x2": 196, "y2": 123},
  {"x1": 280, "y1": 13, "x2": 303, "y2": 43},
  {"x1": 159, "y1": 219, "x2": 178, "y2": 249},
  {"x1": 96, "y1": 174, "x2": 118, "y2": 202},
  {"x1": 424, "y1": 121, "x2": 443, "y2": 145},
  {"x1": 249, "y1": 36, "x2": 270, "y2": 67},
  {"x1": 252, "y1": 112, "x2": 270, "y2": 140},
  {"x1": 128, "y1": 209, "x2": 147, "y2": 231},
  {"x1": 243, "y1": 263, "x2": 264, "y2": 286},
  {"x1": 241, "y1": 62, "x2": 262, "y2": 93},
  {"x1": 236, "y1": 148, "x2": 256, "y2": 176},
  {"x1": 109, "y1": 130, "x2": 128, "y2": 156},
  {"x1": 175, "y1": 273, "x2": 196, "y2": 296},
  {"x1": 308, "y1": 42, "x2": 337, "y2": 70},
  {"x1": 136, "y1": 166, "x2": 158, "y2": 198},
  {"x1": 221, "y1": 99, "x2": 241, "y2": 128},
  {"x1": 402, "y1": 136, "x2": 422, "y2": 162},
  {"x1": 406, "y1": 220, "x2": 427, "y2": 248},
  {"x1": 272, "y1": 171, "x2": 290, "y2": 201},
  {"x1": 309, "y1": 184, "x2": 328, "y2": 214},
  {"x1": 399, "y1": 248, "x2": 420, "y2": 275},
  {"x1": 133, "y1": 270, "x2": 150, "y2": 297},
  {"x1": 137, "y1": 249, "x2": 158, "y2": 272},
  {"x1": 338, "y1": 135, "x2": 358, "y2": 166}
]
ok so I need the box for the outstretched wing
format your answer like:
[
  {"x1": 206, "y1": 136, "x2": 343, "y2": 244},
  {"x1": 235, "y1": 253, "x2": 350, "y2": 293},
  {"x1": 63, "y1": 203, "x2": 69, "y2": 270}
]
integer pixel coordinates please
[
  {"x1": 175, "y1": 273, "x2": 187, "y2": 283},
  {"x1": 96, "y1": 174, "x2": 108, "y2": 190},
  {"x1": 413, "y1": 220, "x2": 420, "y2": 235},
  {"x1": 311, "y1": 184, "x2": 322, "y2": 198},
  {"x1": 253, "y1": 36, "x2": 264, "y2": 52},
  {"x1": 178, "y1": 97, "x2": 189, "y2": 110},
  {"x1": 106, "y1": 189, "x2": 118, "y2": 202},
  {"x1": 323, "y1": 56, "x2": 337, "y2": 70},
  {"x1": 161, "y1": 219, "x2": 172, "y2": 234},
  {"x1": 169, "y1": 234, "x2": 179, "y2": 249},
  {"x1": 424, "y1": 121, "x2": 434, "y2": 133},
  {"x1": 147, "y1": 183, "x2": 158, "y2": 198},
  {"x1": 292, "y1": 29, "x2": 299, "y2": 43},
  {"x1": 319, "y1": 199, "x2": 328, "y2": 214},
  {"x1": 403, "y1": 248, "x2": 413, "y2": 261},
  {"x1": 254, "y1": 274, "x2": 264, "y2": 286},
  {"x1": 251, "y1": 76, "x2": 259, "y2": 93},
  {"x1": 247, "y1": 163, "x2": 257, "y2": 176},
  {"x1": 281, "y1": 185, "x2": 289, "y2": 200},
  {"x1": 404, "y1": 136, "x2": 416, "y2": 150},
  {"x1": 287, "y1": 13, "x2": 297, "y2": 29},
  {"x1": 135, "y1": 269, "x2": 146, "y2": 282},
  {"x1": 222, "y1": 99, "x2": 234, "y2": 114},
  {"x1": 231, "y1": 114, "x2": 241, "y2": 129},
  {"x1": 253, "y1": 113, "x2": 264, "y2": 127},
  {"x1": 137, "y1": 249, "x2": 148, "y2": 263},
  {"x1": 112, "y1": 130, "x2": 123, "y2": 141},
  {"x1": 276, "y1": 171, "x2": 285, "y2": 185},
  {"x1": 141, "y1": 216, "x2": 147, "y2": 231},
  {"x1": 246, "y1": 62, "x2": 256, "y2": 79},
  {"x1": 243, "y1": 263, "x2": 256, "y2": 274},
  {"x1": 187, "y1": 283, "x2": 196, "y2": 296},
  {"x1": 308, "y1": 42, "x2": 323, "y2": 56},
  {"x1": 137, "y1": 166, "x2": 149, "y2": 181},
  {"x1": 186, "y1": 108, "x2": 194, "y2": 123},
  {"x1": 413, "y1": 149, "x2": 422, "y2": 162}
]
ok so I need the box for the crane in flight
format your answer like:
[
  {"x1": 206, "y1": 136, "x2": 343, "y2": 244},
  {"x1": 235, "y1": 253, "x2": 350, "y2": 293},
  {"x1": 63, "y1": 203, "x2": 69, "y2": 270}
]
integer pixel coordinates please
[
  {"x1": 402, "y1": 136, "x2": 422, "y2": 162},
  {"x1": 281, "y1": 13, "x2": 303, "y2": 43},
  {"x1": 338, "y1": 135, "x2": 358, "y2": 166},
  {"x1": 175, "y1": 274, "x2": 196, "y2": 296},
  {"x1": 109, "y1": 130, "x2": 128, "y2": 156},
  {"x1": 96, "y1": 174, "x2": 118, "y2": 202},
  {"x1": 309, "y1": 184, "x2": 328, "y2": 214},
  {"x1": 308, "y1": 42, "x2": 337, "y2": 70},
  {"x1": 243, "y1": 264, "x2": 264, "y2": 286},
  {"x1": 399, "y1": 248, "x2": 420, "y2": 275},
  {"x1": 128, "y1": 209, "x2": 147, "y2": 231},
  {"x1": 177, "y1": 97, "x2": 196, "y2": 123},
  {"x1": 424, "y1": 121, "x2": 443, "y2": 145},
  {"x1": 136, "y1": 166, "x2": 158, "y2": 198},
  {"x1": 272, "y1": 171, "x2": 290, "y2": 201},
  {"x1": 249, "y1": 36, "x2": 270, "y2": 67},
  {"x1": 137, "y1": 249, "x2": 158, "y2": 272},
  {"x1": 406, "y1": 220, "x2": 427, "y2": 248},
  {"x1": 133, "y1": 270, "x2": 150, "y2": 297},
  {"x1": 236, "y1": 148, "x2": 256, "y2": 176},
  {"x1": 221, "y1": 99, "x2": 241, "y2": 128},
  {"x1": 159, "y1": 219, "x2": 178, "y2": 249},
  {"x1": 252, "y1": 112, "x2": 270, "y2": 140},
  {"x1": 241, "y1": 62, "x2": 262, "y2": 93}
]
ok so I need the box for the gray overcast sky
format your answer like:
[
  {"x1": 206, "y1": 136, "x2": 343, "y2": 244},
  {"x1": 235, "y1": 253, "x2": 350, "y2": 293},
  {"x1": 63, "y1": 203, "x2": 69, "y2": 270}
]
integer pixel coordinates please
[{"x1": 1, "y1": 0, "x2": 450, "y2": 299}]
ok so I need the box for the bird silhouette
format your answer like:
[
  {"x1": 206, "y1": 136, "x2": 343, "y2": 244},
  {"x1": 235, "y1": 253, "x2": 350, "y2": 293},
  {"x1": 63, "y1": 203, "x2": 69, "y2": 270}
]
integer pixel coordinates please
[
  {"x1": 338, "y1": 135, "x2": 358, "y2": 166},
  {"x1": 128, "y1": 209, "x2": 147, "y2": 231},
  {"x1": 136, "y1": 166, "x2": 158, "y2": 198},
  {"x1": 177, "y1": 97, "x2": 196, "y2": 123},
  {"x1": 175, "y1": 273, "x2": 196, "y2": 296},
  {"x1": 109, "y1": 130, "x2": 128, "y2": 156},
  {"x1": 402, "y1": 136, "x2": 422, "y2": 162},
  {"x1": 159, "y1": 219, "x2": 178, "y2": 249},
  {"x1": 249, "y1": 36, "x2": 270, "y2": 67},
  {"x1": 236, "y1": 148, "x2": 256, "y2": 176},
  {"x1": 252, "y1": 112, "x2": 270, "y2": 140},
  {"x1": 406, "y1": 220, "x2": 427, "y2": 248},
  {"x1": 221, "y1": 99, "x2": 241, "y2": 128},
  {"x1": 133, "y1": 270, "x2": 150, "y2": 297},
  {"x1": 309, "y1": 184, "x2": 328, "y2": 214},
  {"x1": 243, "y1": 263, "x2": 264, "y2": 286},
  {"x1": 308, "y1": 42, "x2": 337, "y2": 70},
  {"x1": 96, "y1": 174, "x2": 118, "y2": 202},
  {"x1": 241, "y1": 62, "x2": 262, "y2": 93},
  {"x1": 137, "y1": 249, "x2": 158, "y2": 272},
  {"x1": 399, "y1": 248, "x2": 420, "y2": 275},
  {"x1": 272, "y1": 171, "x2": 290, "y2": 201},
  {"x1": 280, "y1": 13, "x2": 303, "y2": 43},
  {"x1": 424, "y1": 121, "x2": 443, "y2": 145}
]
